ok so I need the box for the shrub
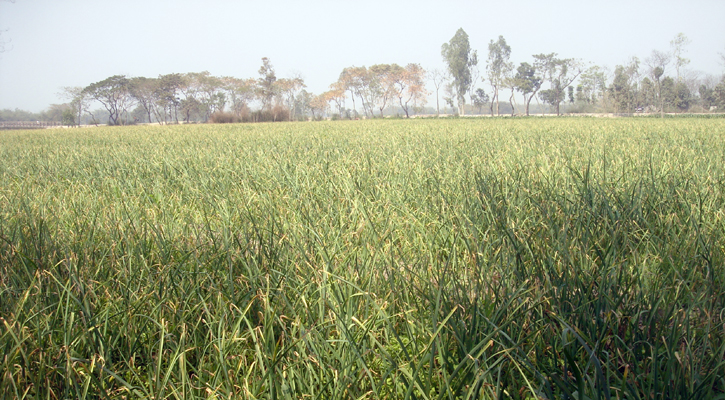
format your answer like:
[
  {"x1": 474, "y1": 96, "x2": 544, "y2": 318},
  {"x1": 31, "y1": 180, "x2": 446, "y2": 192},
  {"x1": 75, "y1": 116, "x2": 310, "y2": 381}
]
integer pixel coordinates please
[{"x1": 209, "y1": 111, "x2": 242, "y2": 124}]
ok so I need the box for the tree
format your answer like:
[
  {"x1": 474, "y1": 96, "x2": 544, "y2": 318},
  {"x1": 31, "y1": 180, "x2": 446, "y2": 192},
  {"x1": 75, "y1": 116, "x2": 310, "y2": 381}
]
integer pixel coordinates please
[
  {"x1": 670, "y1": 33, "x2": 691, "y2": 82},
  {"x1": 62, "y1": 108, "x2": 75, "y2": 126},
  {"x1": 337, "y1": 66, "x2": 375, "y2": 118},
  {"x1": 337, "y1": 67, "x2": 359, "y2": 117},
  {"x1": 486, "y1": 35, "x2": 513, "y2": 116},
  {"x1": 514, "y1": 62, "x2": 541, "y2": 116},
  {"x1": 609, "y1": 59, "x2": 640, "y2": 112},
  {"x1": 194, "y1": 72, "x2": 226, "y2": 120},
  {"x1": 428, "y1": 69, "x2": 446, "y2": 116},
  {"x1": 294, "y1": 89, "x2": 312, "y2": 118},
  {"x1": 471, "y1": 88, "x2": 489, "y2": 114},
  {"x1": 276, "y1": 76, "x2": 306, "y2": 121},
  {"x1": 699, "y1": 84, "x2": 717, "y2": 110},
  {"x1": 714, "y1": 78, "x2": 725, "y2": 108},
  {"x1": 392, "y1": 63, "x2": 427, "y2": 118},
  {"x1": 83, "y1": 75, "x2": 134, "y2": 125},
  {"x1": 640, "y1": 77, "x2": 657, "y2": 110},
  {"x1": 609, "y1": 65, "x2": 632, "y2": 112},
  {"x1": 660, "y1": 76, "x2": 676, "y2": 111},
  {"x1": 156, "y1": 73, "x2": 184, "y2": 123},
  {"x1": 258, "y1": 57, "x2": 278, "y2": 111},
  {"x1": 442, "y1": 81, "x2": 456, "y2": 113},
  {"x1": 59, "y1": 86, "x2": 89, "y2": 126},
  {"x1": 309, "y1": 93, "x2": 329, "y2": 120},
  {"x1": 535, "y1": 54, "x2": 583, "y2": 116},
  {"x1": 177, "y1": 73, "x2": 201, "y2": 123},
  {"x1": 128, "y1": 77, "x2": 159, "y2": 123},
  {"x1": 441, "y1": 28, "x2": 477, "y2": 115},
  {"x1": 578, "y1": 65, "x2": 608, "y2": 106},
  {"x1": 645, "y1": 50, "x2": 671, "y2": 117},
  {"x1": 223, "y1": 77, "x2": 256, "y2": 119},
  {"x1": 326, "y1": 81, "x2": 347, "y2": 118},
  {"x1": 369, "y1": 64, "x2": 400, "y2": 117},
  {"x1": 45, "y1": 103, "x2": 71, "y2": 122},
  {"x1": 673, "y1": 81, "x2": 691, "y2": 112}
]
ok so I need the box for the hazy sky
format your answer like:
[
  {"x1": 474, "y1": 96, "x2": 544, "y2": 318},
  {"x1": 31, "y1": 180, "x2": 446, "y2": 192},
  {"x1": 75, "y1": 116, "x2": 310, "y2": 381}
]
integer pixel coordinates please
[{"x1": 1, "y1": 0, "x2": 724, "y2": 112}]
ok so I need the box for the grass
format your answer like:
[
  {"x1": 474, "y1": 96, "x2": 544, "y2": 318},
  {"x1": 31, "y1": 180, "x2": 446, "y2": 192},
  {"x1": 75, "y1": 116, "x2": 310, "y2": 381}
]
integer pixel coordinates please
[{"x1": 1, "y1": 118, "x2": 724, "y2": 399}]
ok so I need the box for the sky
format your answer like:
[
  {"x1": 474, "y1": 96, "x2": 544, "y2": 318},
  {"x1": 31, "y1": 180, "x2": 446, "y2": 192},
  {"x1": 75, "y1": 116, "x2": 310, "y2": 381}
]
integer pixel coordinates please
[{"x1": 1, "y1": 0, "x2": 724, "y2": 112}]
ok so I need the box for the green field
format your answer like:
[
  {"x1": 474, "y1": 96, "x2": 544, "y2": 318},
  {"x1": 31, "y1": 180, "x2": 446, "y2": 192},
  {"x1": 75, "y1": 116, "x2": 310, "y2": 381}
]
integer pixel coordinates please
[{"x1": 1, "y1": 118, "x2": 724, "y2": 399}]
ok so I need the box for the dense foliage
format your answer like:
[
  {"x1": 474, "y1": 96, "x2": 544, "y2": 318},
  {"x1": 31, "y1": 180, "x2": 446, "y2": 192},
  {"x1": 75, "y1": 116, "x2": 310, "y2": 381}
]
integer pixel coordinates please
[{"x1": 1, "y1": 118, "x2": 724, "y2": 399}]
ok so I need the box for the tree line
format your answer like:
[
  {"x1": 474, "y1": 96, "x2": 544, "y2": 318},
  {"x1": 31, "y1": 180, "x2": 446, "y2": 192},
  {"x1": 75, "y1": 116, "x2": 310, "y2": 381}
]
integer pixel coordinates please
[
  {"x1": 439, "y1": 29, "x2": 725, "y2": 117},
  {"x1": 2, "y1": 30, "x2": 725, "y2": 125},
  {"x1": 45, "y1": 58, "x2": 428, "y2": 126}
]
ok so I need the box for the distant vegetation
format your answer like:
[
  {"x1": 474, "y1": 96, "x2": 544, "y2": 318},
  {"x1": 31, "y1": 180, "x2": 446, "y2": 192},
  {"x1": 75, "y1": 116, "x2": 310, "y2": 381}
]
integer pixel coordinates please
[
  {"x1": 2, "y1": 31, "x2": 724, "y2": 125},
  {"x1": 2, "y1": 118, "x2": 724, "y2": 398}
]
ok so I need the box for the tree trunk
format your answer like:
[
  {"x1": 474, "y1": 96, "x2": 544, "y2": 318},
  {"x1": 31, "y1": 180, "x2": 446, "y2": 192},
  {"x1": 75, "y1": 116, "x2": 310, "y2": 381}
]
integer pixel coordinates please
[
  {"x1": 495, "y1": 86, "x2": 500, "y2": 116},
  {"x1": 436, "y1": 88, "x2": 440, "y2": 116},
  {"x1": 400, "y1": 97, "x2": 410, "y2": 118},
  {"x1": 509, "y1": 89, "x2": 515, "y2": 116},
  {"x1": 348, "y1": 90, "x2": 357, "y2": 118}
]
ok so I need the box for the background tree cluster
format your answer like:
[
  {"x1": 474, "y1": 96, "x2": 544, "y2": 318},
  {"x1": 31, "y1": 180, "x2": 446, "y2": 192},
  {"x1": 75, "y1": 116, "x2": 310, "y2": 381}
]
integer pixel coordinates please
[
  {"x1": 3, "y1": 30, "x2": 725, "y2": 124},
  {"x1": 439, "y1": 30, "x2": 725, "y2": 116},
  {"x1": 45, "y1": 58, "x2": 428, "y2": 126}
]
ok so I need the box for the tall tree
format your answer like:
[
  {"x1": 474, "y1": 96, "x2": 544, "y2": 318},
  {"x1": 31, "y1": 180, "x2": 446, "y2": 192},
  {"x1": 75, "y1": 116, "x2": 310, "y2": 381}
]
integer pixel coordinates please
[
  {"x1": 471, "y1": 88, "x2": 489, "y2": 114},
  {"x1": 645, "y1": 50, "x2": 671, "y2": 117},
  {"x1": 392, "y1": 63, "x2": 427, "y2": 118},
  {"x1": 338, "y1": 66, "x2": 375, "y2": 118},
  {"x1": 441, "y1": 28, "x2": 477, "y2": 115},
  {"x1": 276, "y1": 76, "x2": 306, "y2": 121},
  {"x1": 428, "y1": 69, "x2": 446, "y2": 116},
  {"x1": 177, "y1": 72, "x2": 210, "y2": 123},
  {"x1": 714, "y1": 78, "x2": 725, "y2": 108},
  {"x1": 486, "y1": 35, "x2": 513, "y2": 116},
  {"x1": 640, "y1": 77, "x2": 656, "y2": 110},
  {"x1": 128, "y1": 77, "x2": 159, "y2": 123},
  {"x1": 337, "y1": 67, "x2": 358, "y2": 117},
  {"x1": 308, "y1": 93, "x2": 329, "y2": 120},
  {"x1": 59, "y1": 86, "x2": 89, "y2": 126},
  {"x1": 535, "y1": 55, "x2": 583, "y2": 116},
  {"x1": 83, "y1": 75, "x2": 134, "y2": 125},
  {"x1": 514, "y1": 62, "x2": 541, "y2": 116},
  {"x1": 369, "y1": 64, "x2": 400, "y2": 117},
  {"x1": 699, "y1": 83, "x2": 717, "y2": 110},
  {"x1": 670, "y1": 33, "x2": 690, "y2": 82},
  {"x1": 193, "y1": 72, "x2": 226, "y2": 120},
  {"x1": 673, "y1": 81, "x2": 692, "y2": 112},
  {"x1": 609, "y1": 58, "x2": 640, "y2": 112},
  {"x1": 327, "y1": 81, "x2": 347, "y2": 118},
  {"x1": 257, "y1": 57, "x2": 278, "y2": 111},
  {"x1": 223, "y1": 76, "x2": 256, "y2": 118},
  {"x1": 156, "y1": 73, "x2": 184, "y2": 123},
  {"x1": 578, "y1": 65, "x2": 608, "y2": 106}
]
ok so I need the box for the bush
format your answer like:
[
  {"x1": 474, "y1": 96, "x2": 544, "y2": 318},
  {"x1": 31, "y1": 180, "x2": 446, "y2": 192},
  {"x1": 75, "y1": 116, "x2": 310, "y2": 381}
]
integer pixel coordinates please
[
  {"x1": 61, "y1": 109, "x2": 76, "y2": 126},
  {"x1": 210, "y1": 111, "x2": 242, "y2": 124},
  {"x1": 250, "y1": 106, "x2": 290, "y2": 123}
]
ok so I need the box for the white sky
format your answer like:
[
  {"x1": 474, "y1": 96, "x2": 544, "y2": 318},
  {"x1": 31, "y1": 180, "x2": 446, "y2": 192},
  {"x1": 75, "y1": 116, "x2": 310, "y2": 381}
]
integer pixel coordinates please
[{"x1": 1, "y1": 0, "x2": 724, "y2": 112}]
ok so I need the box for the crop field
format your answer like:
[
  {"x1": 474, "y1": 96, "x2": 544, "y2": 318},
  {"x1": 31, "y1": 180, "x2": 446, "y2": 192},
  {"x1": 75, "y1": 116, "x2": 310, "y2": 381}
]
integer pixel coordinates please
[{"x1": 1, "y1": 118, "x2": 725, "y2": 399}]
